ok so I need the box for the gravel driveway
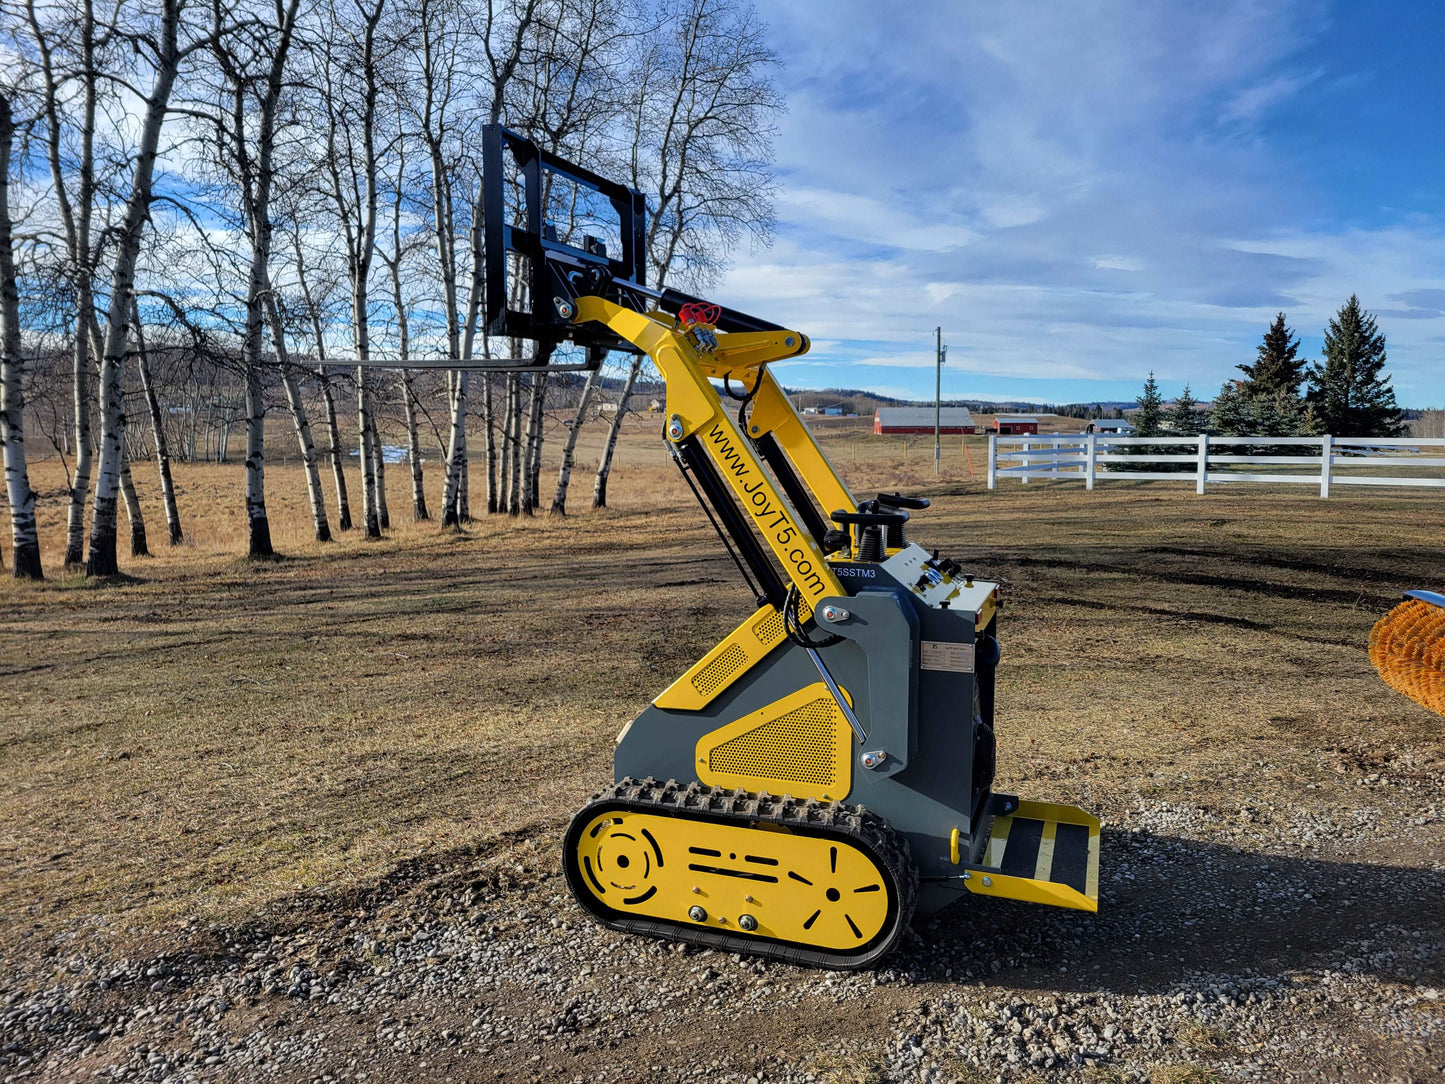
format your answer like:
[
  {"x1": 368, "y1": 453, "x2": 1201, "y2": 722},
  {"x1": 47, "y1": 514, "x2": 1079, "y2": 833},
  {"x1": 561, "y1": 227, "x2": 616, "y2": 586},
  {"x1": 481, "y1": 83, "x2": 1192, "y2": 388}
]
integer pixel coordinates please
[{"x1": 3, "y1": 786, "x2": 1441, "y2": 1084}]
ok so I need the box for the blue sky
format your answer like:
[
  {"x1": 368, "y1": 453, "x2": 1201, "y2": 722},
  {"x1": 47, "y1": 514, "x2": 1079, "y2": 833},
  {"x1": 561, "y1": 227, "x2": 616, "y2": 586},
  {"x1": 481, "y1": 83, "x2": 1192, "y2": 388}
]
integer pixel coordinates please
[{"x1": 714, "y1": 1, "x2": 1445, "y2": 406}]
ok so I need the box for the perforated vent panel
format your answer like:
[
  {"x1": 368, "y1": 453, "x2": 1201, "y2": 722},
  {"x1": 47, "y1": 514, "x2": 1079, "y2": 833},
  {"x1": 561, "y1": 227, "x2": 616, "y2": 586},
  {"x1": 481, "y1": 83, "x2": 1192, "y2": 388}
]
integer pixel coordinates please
[
  {"x1": 691, "y1": 644, "x2": 748, "y2": 697},
  {"x1": 751, "y1": 610, "x2": 784, "y2": 646},
  {"x1": 708, "y1": 697, "x2": 840, "y2": 786}
]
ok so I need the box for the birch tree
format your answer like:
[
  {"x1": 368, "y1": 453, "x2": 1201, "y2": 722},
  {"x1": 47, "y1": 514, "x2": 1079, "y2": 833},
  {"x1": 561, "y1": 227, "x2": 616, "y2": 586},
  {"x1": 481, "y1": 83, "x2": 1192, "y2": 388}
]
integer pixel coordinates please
[
  {"x1": 264, "y1": 292, "x2": 331, "y2": 540},
  {"x1": 367, "y1": 396, "x2": 388, "y2": 526},
  {"x1": 131, "y1": 298, "x2": 182, "y2": 543},
  {"x1": 286, "y1": 223, "x2": 352, "y2": 530},
  {"x1": 87, "y1": 0, "x2": 201, "y2": 576},
  {"x1": 549, "y1": 363, "x2": 597, "y2": 515},
  {"x1": 22, "y1": 0, "x2": 109, "y2": 567},
  {"x1": 0, "y1": 89, "x2": 42, "y2": 578},
  {"x1": 118, "y1": 448, "x2": 148, "y2": 555},
  {"x1": 591, "y1": 0, "x2": 781, "y2": 509},
  {"x1": 313, "y1": 0, "x2": 387, "y2": 539},
  {"x1": 201, "y1": 0, "x2": 305, "y2": 557},
  {"x1": 590, "y1": 359, "x2": 636, "y2": 508},
  {"x1": 435, "y1": 0, "x2": 541, "y2": 527},
  {"x1": 403, "y1": 0, "x2": 472, "y2": 525},
  {"x1": 379, "y1": 127, "x2": 428, "y2": 519}
]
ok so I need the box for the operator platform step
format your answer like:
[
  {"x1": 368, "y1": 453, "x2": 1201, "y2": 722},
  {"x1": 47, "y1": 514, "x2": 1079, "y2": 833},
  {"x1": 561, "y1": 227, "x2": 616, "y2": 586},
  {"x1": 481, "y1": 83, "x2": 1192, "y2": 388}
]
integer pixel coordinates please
[{"x1": 961, "y1": 798, "x2": 1100, "y2": 913}]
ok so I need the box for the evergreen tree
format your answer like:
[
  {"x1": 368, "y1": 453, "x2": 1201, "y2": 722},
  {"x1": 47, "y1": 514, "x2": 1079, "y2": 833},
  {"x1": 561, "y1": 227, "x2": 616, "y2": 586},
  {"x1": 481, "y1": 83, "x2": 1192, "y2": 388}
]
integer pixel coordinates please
[
  {"x1": 1134, "y1": 371, "x2": 1163, "y2": 437},
  {"x1": 1210, "y1": 380, "x2": 1252, "y2": 435},
  {"x1": 1166, "y1": 384, "x2": 1204, "y2": 436},
  {"x1": 1253, "y1": 389, "x2": 1318, "y2": 439},
  {"x1": 1238, "y1": 312, "x2": 1305, "y2": 398},
  {"x1": 1305, "y1": 295, "x2": 1404, "y2": 437}
]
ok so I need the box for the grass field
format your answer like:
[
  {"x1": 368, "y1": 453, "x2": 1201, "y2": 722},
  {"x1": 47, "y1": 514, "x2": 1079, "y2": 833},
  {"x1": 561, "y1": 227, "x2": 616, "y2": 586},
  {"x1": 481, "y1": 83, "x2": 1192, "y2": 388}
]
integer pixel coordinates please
[{"x1": 2, "y1": 415, "x2": 1441, "y2": 960}]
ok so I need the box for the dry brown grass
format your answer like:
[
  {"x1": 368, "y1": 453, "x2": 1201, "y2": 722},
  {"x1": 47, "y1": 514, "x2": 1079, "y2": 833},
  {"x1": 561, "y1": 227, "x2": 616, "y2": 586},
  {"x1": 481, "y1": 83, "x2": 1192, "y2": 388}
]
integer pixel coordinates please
[
  {"x1": 1150, "y1": 1065, "x2": 1224, "y2": 1084},
  {"x1": 801, "y1": 1041, "x2": 889, "y2": 1084},
  {"x1": 2, "y1": 419, "x2": 1442, "y2": 954},
  {"x1": 1177, "y1": 1022, "x2": 1233, "y2": 1058}
]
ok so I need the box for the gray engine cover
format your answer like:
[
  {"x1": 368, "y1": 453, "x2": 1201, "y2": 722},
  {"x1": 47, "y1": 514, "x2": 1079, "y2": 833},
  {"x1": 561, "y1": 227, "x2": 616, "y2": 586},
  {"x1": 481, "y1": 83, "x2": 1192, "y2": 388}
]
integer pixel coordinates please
[{"x1": 615, "y1": 580, "x2": 992, "y2": 912}]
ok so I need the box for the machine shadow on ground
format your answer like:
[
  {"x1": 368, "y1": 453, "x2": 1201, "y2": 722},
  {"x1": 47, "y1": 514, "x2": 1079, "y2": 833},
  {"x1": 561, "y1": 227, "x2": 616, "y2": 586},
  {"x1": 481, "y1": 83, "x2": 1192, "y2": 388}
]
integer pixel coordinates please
[{"x1": 910, "y1": 829, "x2": 1444, "y2": 997}]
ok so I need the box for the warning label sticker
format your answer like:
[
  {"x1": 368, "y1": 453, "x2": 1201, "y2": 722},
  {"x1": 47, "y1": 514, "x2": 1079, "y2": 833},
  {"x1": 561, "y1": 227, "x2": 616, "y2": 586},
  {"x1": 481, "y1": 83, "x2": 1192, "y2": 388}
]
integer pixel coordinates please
[{"x1": 920, "y1": 640, "x2": 975, "y2": 673}]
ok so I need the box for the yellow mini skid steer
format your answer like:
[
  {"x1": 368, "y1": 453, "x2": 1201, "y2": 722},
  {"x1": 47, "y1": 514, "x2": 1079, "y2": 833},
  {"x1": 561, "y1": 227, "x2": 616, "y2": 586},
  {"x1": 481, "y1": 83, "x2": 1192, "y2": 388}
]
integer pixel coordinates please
[{"x1": 475, "y1": 127, "x2": 1099, "y2": 968}]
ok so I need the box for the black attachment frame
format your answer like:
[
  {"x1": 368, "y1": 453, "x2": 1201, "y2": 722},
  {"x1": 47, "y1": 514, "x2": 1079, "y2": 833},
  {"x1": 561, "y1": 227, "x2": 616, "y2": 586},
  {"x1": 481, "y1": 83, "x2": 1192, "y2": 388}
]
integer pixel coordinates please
[
  {"x1": 483, "y1": 125, "x2": 647, "y2": 357},
  {"x1": 482, "y1": 125, "x2": 788, "y2": 370}
]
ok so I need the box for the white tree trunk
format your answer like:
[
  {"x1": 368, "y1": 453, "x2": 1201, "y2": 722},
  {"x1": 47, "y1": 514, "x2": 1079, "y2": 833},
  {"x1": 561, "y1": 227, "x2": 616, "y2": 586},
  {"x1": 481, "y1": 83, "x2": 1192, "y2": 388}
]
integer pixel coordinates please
[
  {"x1": 521, "y1": 373, "x2": 546, "y2": 515},
  {"x1": 368, "y1": 402, "x2": 388, "y2": 529},
  {"x1": 216, "y1": 401, "x2": 233, "y2": 463},
  {"x1": 401, "y1": 373, "x2": 427, "y2": 520},
  {"x1": 242, "y1": 355, "x2": 272, "y2": 557},
  {"x1": 131, "y1": 299, "x2": 181, "y2": 544},
  {"x1": 229, "y1": 0, "x2": 301, "y2": 558},
  {"x1": 459, "y1": 451, "x2": 469, "y2": 520},
  {"x1": 382, "y1": 174, "x2": 427, "y2": 524},
  {"x1": 32, "y1": 0, "x2": 101, "y2": 570},
  {"x1": 550, "y1": 368, "x2": 598, "y2": 517},
  {"x1": 283, "y1": 368, "x2": 331, "y2": 542},
  {"x1": 330, "y1": 0, "x2": 384, "y2": 540},
  {"x1": 495, "y1": 376, "x2": 509, "y2": 510},
  {"x1": 593, "y1": 356, "x2": 641, "y2": 510},
  {"x1": 528, "y1": 373, "x2": 547, "y2": 511},
  {"x1": 356, "y1": 367, "x2": 379, "y2": 536},
  {"x1": 0, "y1": 92, "x2": 41, "y2": 578},
  {"x1": 319, "y1": 371, "x2": 351, "y2": 530},
  {"x1": 63, "y1": 312, "x2": 93, "y2": 568},
  {"x1": 265, "y1": 294, "x2": 330, "y2": 542},
  {"x1": 482, "y1": 375, "x2": 497, "y2": 513},
  {"x1": 439, "y1": 370, "x2": 468, "y2": 527},
  {"x1": 294, "y1": 234, "x2": 351, "y2": 530},
  {"x1": 86, "y1": 0, "x2": 182, "y2": 576},
  {"x1": 506, "y1": 374, "x2": 522, "y2": 515},
  {"x1": 119, "y1": 449, "x2": 148, "y2": 557}
]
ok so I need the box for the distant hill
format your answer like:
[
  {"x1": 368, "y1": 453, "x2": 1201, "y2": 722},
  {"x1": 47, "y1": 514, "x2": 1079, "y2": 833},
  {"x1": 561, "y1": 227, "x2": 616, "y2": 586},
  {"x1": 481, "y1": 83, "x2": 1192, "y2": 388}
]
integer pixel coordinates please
[
  {"x1": 783, "y1": 388, "x2": 1136, "y2": 420},
  {"x1": 551, "y1": 373, "x2": 1136, "y2": 422}
]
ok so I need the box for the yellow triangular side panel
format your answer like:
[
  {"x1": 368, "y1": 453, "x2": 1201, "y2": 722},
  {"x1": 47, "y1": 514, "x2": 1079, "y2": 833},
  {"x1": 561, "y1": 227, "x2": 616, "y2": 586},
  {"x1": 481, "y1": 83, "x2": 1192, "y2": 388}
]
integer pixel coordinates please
[
  {"x1": 654, "y1": 601, "x2": 810, "y2": 711},
  {"x1": 695, "y1": 682, "x2": 853, "y2": 802}
]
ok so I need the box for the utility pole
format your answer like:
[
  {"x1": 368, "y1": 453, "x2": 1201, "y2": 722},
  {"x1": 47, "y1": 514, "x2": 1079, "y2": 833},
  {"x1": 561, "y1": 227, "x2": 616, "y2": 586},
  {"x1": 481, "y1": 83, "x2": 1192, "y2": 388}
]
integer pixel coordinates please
[{"x1": 934, "y1": 327, "x2": 946, "y2": 476}]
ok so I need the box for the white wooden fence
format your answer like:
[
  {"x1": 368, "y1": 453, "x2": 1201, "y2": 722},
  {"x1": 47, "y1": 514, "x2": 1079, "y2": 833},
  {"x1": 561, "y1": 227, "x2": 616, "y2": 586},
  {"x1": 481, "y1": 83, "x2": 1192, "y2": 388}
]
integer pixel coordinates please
[{"x1": 987, "y1": 434, "x2": 1445, "y2": 497}]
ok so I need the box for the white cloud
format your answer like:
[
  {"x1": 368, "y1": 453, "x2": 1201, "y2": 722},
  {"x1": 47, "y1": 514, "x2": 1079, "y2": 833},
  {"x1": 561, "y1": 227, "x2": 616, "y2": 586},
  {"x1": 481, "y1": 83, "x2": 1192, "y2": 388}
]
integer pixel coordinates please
[
  {"x1": 1223, "y1": 71, "x2": 1324, "y2": 125},
  {"x1": 1094, "y1": 256, "x2": 1146, "y2": 272},
  {"x1": 707, "y1": 1, "x2": 1445, "y2": 404},
  {"x1": 779, "y1": 187, "x2": 977, "y2": 252}
]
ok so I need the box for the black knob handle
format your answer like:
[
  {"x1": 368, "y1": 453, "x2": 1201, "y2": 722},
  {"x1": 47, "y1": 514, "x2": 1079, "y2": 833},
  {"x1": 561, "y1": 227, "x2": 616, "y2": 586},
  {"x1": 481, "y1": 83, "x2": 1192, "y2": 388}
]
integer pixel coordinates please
[
  {"x1": 830, "y1": 508, "x2": 909, "y2": 528},
  {"x1": 875, "y1": 492, "x2": 930, "y2": 510}
]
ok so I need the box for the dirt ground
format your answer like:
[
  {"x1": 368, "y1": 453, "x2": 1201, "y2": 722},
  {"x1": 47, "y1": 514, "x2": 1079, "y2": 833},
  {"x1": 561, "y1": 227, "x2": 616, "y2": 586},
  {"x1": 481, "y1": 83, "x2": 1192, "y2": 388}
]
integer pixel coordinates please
[{"x1": 1, "y1": 422, "x2": 1442, "y2": 1083}]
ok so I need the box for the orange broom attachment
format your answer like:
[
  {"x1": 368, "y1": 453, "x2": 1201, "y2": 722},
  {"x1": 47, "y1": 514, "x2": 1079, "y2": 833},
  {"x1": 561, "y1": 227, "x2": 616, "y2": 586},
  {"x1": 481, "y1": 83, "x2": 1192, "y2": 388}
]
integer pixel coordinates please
[{"x1": 1369, "y1": 592, "x2": 1445, "y2": 717}]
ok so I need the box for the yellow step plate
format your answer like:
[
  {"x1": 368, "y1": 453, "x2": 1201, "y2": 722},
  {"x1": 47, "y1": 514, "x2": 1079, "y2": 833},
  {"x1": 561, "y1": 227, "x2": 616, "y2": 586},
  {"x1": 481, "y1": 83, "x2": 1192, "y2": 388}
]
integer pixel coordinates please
[
  {"x1": 965, "y1": 800, "x2": 1100, "y2": 912},
  {"x1": 572, "y1": 809, "x2": 894, "y2": 952}
]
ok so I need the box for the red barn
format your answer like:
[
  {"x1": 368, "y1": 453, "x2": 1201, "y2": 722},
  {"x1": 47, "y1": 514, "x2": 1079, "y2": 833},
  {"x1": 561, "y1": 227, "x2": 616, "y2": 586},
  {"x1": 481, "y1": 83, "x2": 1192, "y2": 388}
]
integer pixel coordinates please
[
  {"x1": 874, "y1": 407, "x2": 976, "y2": 435},
  {"x1": 994, "y1": 415, "x2": 1039, "y2": 436}
]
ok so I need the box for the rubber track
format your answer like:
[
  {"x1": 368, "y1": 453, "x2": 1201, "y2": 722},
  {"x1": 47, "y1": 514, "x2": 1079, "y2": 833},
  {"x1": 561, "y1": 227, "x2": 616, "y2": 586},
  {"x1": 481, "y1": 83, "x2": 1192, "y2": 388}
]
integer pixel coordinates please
[{"x1": 563, "y1": 777, "x2": 918, "y2": 970}]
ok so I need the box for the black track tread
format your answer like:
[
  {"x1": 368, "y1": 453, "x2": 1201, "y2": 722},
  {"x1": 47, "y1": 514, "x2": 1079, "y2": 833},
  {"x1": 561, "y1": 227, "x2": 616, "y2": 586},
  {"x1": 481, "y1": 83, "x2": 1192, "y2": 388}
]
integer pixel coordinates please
[{"x1": 562, "y1": 777, "x2": 918, "y2": 970}]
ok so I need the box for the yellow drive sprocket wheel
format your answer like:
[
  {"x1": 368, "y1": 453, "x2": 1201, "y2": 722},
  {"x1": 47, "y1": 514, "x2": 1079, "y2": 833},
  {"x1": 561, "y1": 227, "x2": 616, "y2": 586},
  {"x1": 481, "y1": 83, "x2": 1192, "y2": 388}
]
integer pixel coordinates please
[
  {"x1": 562, "y1": 778, "x2": 917, "y2": 969},
  {"x1": 1370, "y1": 598, "x2": 1445, "y2": 717}
]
